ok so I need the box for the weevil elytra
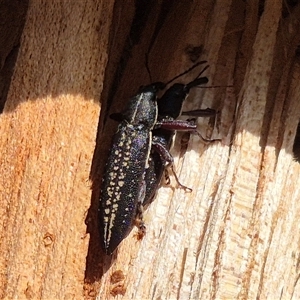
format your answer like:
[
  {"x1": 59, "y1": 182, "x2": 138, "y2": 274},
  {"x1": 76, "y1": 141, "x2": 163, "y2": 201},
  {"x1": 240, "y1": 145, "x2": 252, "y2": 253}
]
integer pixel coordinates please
[
  {"x1": 99, "y1": 83, "x2": 165, "y2": 255},
  {"x1": 99, "y1": 61, "x2": 213, "y2": 255}
]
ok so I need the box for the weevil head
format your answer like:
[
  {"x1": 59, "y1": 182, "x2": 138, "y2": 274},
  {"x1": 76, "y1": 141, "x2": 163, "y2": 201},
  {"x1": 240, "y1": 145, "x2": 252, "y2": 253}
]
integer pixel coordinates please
[
  {"x1": 158, "y1": 83, "x2": 186, "y2": 119},
  {"x1": 157, "y1": 76, "x2": 209, "y2": 119}
]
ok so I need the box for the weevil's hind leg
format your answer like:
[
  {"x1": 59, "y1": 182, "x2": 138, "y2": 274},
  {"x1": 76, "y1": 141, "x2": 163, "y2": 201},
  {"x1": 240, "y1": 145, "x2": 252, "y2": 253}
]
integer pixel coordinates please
[
  {"x1": 196, "y1": 130, "x2": 221, "y2": 144},
  {"x1": 164, "y1": 168, "x2": 171, "y2": 185},
  {"x1": 135, "y1": 181, "x2": 147, "y2": 239},
  {"x1": 135, "y1": 203, "x2": 146, "y2": 240},
  {"x1": 168, "y1": 164, "x2": 192, "y2": 192},
  {"x1": 152, "y1": 139, "x2": 192, "y2": 192}
]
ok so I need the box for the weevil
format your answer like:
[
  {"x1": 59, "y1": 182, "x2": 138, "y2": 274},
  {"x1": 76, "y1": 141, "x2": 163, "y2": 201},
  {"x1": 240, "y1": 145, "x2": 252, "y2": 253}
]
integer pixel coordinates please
[
  {"x1": 142, "y1": 72, "x2": 219, "y2": 208},
  {"x1": 99, "y1": 82, "x2": 165, "y2": 255},
  {"x1": 99, "y1": 61, "x2": 210, "y2": 255},
  {"x1": 141, "y1": 73, "x2": 232, "y2": 216}
]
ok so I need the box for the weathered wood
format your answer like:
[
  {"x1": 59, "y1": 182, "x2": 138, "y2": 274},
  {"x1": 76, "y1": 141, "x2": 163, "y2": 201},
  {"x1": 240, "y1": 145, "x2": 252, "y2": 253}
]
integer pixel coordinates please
[
  {"x1": 93, "y1": 0, "x2": 300, "y2": 299},
  {"x1": 0, "y1": 0, "x2": 114, "y2": 298},
  {"x1": 2, "y1": 0, "x2": 300, "y2": 299}
]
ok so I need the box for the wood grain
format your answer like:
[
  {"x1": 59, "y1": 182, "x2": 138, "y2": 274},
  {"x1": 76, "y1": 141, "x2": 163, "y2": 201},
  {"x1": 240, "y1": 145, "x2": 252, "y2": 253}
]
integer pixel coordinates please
[
  {"x1": 1, "y1": 0, "x2": 300, "y2": 299},
  {"x1": 0, "y1": 0, "x2": 114, "y2": 298}
]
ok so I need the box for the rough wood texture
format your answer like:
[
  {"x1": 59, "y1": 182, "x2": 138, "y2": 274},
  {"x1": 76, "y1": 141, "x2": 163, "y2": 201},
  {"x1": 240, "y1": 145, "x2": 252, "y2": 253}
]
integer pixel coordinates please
[
  {"x1": 1, "y1": 0, "x2": 300, "y2": 299},
  {"x1": 0, "y1": 0, "x2": 114, "y2": 298}
]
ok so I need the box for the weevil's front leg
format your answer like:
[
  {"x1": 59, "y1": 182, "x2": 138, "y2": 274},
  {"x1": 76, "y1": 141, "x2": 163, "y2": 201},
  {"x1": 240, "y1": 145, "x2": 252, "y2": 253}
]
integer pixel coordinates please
[{"x1": 155, "y1": 118, "x2": 221, "y2": 143}]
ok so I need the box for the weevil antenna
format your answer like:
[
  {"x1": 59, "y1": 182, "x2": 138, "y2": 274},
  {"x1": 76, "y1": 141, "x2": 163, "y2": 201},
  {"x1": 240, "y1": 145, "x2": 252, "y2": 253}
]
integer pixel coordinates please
[
  {"x1": 192, "y1": 65, "x2": 233, "y2": 89},
  {"x1": 164, "y1": 60, "x2": 207, "y2": 86},
  {"x1": 194, "y1": 65, "x2": 209, "y2": 79}
]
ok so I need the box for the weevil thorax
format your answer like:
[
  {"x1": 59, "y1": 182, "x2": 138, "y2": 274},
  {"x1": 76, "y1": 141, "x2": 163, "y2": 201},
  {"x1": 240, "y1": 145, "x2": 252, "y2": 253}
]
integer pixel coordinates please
[{"x1": 123, "y1": 83, "x2": 164, "y2": 127}]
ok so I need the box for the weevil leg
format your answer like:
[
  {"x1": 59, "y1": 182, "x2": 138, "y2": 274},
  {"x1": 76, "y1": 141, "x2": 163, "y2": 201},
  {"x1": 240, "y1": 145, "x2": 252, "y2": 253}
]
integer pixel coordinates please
[
  {"x1": 156, "y1": 119, "x2": 221, "y2": 144},
  {"x1": 154, "y1": 119, "x2": 198, "y2": 131},
  {"x1": 135, "y1": 203, "x2": 146, "y2": 240},
  {"x1": 135, "y1": 180, "x2": 147, "y2": 239},
  {"x1": 169, "y1": 166, "x2": 192, "y2": 192},
  {"x1": 184, "y1": 118, "x2": 221, "y2": 144},
  {"x1": 152, "y1": 139, "x2": 192, "y2": 192},
  {"x1": 181, "y1": 108, "x2": 218, "y2": 117},
  {"x1": 164, "y1": 168, "x2": 171, "y2": 185},
  {"x1": 196, "y1": 131, "x2": 221, "y2": 144},
  {"x1": 135, "y1": 205, "x2": 146, "y2": 240}
]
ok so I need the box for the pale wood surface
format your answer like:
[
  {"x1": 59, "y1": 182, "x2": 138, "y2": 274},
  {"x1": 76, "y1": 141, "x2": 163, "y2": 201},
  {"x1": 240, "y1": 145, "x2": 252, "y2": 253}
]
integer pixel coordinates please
[{"x1": 1, "y1": 1, "x2": 300, "y2": 300}]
